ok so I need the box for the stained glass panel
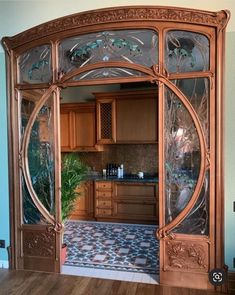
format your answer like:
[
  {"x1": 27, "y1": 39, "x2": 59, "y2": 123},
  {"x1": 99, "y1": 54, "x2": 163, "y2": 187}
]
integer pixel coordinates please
[
  {"x1": 165, "y1": 31, "x2": 209, "y2": 73},
  {"x1": 20, "y1": 89, "x2": 45, "y2": 140},
  {"x1": 27, "y1": 94, "x2": 55, "y2": 217},
  {"x1": 72, "y1": 67, "x2": 146, "y2": 81},
  {"x1": 164, "y1": 87, "x2": 201, "y2": 224},
  {"x1": 173, "y1": 78, "x2": 209, "y2": 146},
  {"x1": 174, "y1": 172, "x2": 209, "y2": 235},
  {"x1": 59, "y1": 30, "x2": 158, "y2": 74},
  {"x1": 18, "y1": 45, "x2": 52, "y2": 84},
  {"x1": 22, "y1": 175, "x2": 46, "y2": 224}
]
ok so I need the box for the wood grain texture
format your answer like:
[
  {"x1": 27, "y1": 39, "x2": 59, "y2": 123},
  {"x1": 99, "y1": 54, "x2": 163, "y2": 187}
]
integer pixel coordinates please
[{"x1": 0, "y1": 269, "x2": 231, "y2": 295}]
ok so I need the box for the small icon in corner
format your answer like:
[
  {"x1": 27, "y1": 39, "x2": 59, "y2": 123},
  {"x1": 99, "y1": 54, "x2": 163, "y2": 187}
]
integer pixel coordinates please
[{"x1": 209, "y1": 268, "x2": 226, "y2": 286}]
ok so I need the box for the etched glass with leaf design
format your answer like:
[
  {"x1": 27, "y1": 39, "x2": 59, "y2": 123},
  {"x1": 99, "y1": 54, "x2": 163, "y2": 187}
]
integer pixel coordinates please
[
  {"x1": 71, "y1": 67, "x2": 146, "y2": 81},
  {"x1": 165, "y1": 31, "x2": 209, "y2": 73},
  {"x1": 59, "y1": 29, "x2": 158, "y2": 75},
  {"x1": 164, "y1": 87, "x2": 201, "y2": 225},
  {"x1": 171, "y1": 78, "x2": 210, "y2": 235},
  {"x1": 28, "y1": 95, "x2": 55, "y2": 216},
  {"x1": 18, "y1": 45, "x2": 52, "y2": 84}
]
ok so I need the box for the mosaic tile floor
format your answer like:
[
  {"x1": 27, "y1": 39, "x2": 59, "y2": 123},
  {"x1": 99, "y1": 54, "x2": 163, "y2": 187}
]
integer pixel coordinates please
[{"x1": 63, "y1": 221, "x2": 159, "y2": 274}]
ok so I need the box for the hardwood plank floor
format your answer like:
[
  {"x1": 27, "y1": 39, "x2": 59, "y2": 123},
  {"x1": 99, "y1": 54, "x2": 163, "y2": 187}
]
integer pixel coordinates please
[{"x1": 0, "y1": 269, "x2": 234, "y2": 295}]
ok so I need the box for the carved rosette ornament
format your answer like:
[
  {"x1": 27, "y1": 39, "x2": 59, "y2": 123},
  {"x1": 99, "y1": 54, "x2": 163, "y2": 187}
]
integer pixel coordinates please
[
  {"x1": 2, "y1": 7, "x2": 230, "y2": 50},
  {"x1": 165, "y1": 240, "x2": 208, "y2": 272}
]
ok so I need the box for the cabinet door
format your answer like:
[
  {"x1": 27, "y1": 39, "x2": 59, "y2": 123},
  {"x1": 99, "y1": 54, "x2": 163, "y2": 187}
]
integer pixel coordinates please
[
  {"x1": 96, "y1": 99, "x2": 116, "y2": 144},
  {"x1": 69, "y1": 181, "x2": 94, "y2": 220},
  {"x1": 116, "y1": 97, "x2": 157, "y2": 143},
  {"x1": 74, "y1": 110, "x2": 96, "y2": 149},
  {"x1": 60, "y1": 103, "x2": 102, "y2": 151},
  {"x1": 113, "y1": 183, "x2": 158, "y2": 223},
  {"x1": 60, "y1": 110, "x2": 73, "y2": 151}
]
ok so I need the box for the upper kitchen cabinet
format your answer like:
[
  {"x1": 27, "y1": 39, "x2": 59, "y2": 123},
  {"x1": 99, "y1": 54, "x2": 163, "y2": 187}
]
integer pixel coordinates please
[
  {"x1": 95, "y1": 88, "x2": 157, "y2": 144},
  {"x1": 60, "y1": 103, "x2": 103, "y2": 151},
  {"x1": 96, "y1": 97, "x2": 116, "y2": 144}
]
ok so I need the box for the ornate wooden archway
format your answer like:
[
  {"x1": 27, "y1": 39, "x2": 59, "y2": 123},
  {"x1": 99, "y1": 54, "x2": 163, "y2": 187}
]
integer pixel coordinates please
[{"x1": 2, "y1": 5, "x2": 230, "y2": 291}]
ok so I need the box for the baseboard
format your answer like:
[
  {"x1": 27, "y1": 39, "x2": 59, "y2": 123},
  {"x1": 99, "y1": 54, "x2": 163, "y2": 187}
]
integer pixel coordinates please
[
  {"x1": 0, "y1": 260, "x2": 9, "y2": 269},
  {"x1": 228, "y1": 271, "x2": 235, "y2": 293}
]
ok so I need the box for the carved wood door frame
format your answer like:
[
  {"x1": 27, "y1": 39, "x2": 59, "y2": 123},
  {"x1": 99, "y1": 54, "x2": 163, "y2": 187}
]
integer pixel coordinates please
[{"x1": 2, "y1": 5, "x2": 230, "y2": 290}]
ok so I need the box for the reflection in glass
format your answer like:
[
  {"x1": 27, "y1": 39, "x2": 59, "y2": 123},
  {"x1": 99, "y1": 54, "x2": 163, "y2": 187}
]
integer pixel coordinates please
[
  {"x1": 174, "y1": 172, "x2": 209, "y2": 235},
  {"x1": 18, "y1": 45, "x2": 52, "y2": 84},
  {"x1": 72, "y1": 67, "x2": 146, "y2": 81},
  {"x1": 165, "y1": 31, "x2": 209, "y2": 73},
  {"x1": 59, "y1": 30, "x2": 158, "y2": 74},
  {"x1": 27, "y1": 95, "x2": 55, "y2": 217},
  {"x1": 173, "y1": 78, "x2": 209, "y2": 146},
  {"x1": 164, "y1": 87, "x2": 201, "y2": 224}
]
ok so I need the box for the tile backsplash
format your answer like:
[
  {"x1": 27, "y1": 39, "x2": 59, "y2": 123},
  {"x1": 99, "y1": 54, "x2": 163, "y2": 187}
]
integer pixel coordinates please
[{"x1": 76, "y1": 144, "x2": 158, "y2": 175}]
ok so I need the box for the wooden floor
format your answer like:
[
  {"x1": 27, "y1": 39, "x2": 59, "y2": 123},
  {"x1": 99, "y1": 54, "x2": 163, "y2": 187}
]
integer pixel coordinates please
[{"x1": 0, "y1": 269, "x2": 234, "y2": 295}]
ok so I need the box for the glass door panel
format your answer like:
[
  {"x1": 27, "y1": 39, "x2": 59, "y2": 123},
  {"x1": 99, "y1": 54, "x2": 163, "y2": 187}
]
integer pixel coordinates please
[
  {"x1": 19, "y1": 87, "x2": 61, "y2": 272},
  {"x1": 164, "y1": 87, "x2": 200, "y2": 224}
]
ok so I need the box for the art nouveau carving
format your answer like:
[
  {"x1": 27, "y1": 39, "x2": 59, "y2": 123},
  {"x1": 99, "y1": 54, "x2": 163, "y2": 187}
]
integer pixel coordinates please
[{"x1": 165, "y1": 240, "x2": 208, "y2": 271}]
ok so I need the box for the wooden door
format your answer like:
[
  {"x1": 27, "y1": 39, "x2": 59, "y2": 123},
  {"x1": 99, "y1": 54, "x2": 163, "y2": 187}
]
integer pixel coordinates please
[
  {"x1": 19, "y1": 86, "x2": 62, "y2": 272},
  {"x1": 157, "y1": 77, "x2": 215, "y2": 289}
]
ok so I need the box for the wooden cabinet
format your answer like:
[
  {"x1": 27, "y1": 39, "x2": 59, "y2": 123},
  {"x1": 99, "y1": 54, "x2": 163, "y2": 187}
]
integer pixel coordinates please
[
  {"x1": 95, "y1": 89, "x2": 157, "y2": 144},
  {"x1": 113, "y1": 182, "x2": 158, "y2": 224},
  {"x1": 96, "y1": 98, "x2": 116, "y2": 144},
  {"x1": 95, "y1": 181, "x2": 113, "y2": 217},
  {"x1": 94, "y1": 180, "x2": 158, "y2": 224},
  {"x1": 60, "y1": 103, "x2": 103, "y2": 151},
  {"x1": 69, "y1": 181, "x2": 94, "y2": 220}
]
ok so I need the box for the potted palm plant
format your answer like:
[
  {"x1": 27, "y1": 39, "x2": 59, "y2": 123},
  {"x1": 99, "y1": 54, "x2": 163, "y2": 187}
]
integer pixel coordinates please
[{"x1": 61, "y1": 153, "x2": 88, "y2": 263}]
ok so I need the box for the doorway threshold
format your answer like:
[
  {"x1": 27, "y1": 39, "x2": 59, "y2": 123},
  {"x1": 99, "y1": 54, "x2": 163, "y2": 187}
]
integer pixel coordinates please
[{"x1": 62, "y1": 265, "x2": 159, "y2": 284}]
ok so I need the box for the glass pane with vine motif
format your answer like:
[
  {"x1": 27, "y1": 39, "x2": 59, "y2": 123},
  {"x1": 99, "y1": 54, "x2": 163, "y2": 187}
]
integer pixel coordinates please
[
  {"x1": 72, "y1": 67, "x2": 146, "y2": 81},
  {"x1": 174, "y1": 172, "x2": 209, "y2": 235},
  {"x1": 165, "y1": 31, "x2": 209, "y2": 73},
  {"x1": 27, "y1": 94, "x2": 55, "y2": 217},
  {"x1": 164, "y1": 87, "x2": 201, "y2": 225},
  {"x1": 172, "y1": 78, "x2": 209, "y2": 146},
  {"x1": 59, "y1": 30, "x2": 158, "y2": 74},
  {"x1": 18, "y1": 45, "x2": 52, "y2": 84}
]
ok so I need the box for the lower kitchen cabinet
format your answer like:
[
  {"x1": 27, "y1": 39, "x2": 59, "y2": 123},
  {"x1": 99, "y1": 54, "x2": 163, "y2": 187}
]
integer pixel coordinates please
[
  {"x1": 95, "y1": 181, "x2": 113, "y2": 218},
  {"x1": 69, "y1": 181, "x2": 95, "y2": 220},
  {"x1": 113, "y1": 182, "x2": 158, "y2": 224},
  {"x1": 94, "y1": 181, "x2": 158, "y2": 224}
]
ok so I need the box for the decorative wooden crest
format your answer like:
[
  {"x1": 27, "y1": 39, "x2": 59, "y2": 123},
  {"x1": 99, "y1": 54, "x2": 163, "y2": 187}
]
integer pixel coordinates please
[{"x1": 2, "y1": 6, "x2": 230, "y2": 50}]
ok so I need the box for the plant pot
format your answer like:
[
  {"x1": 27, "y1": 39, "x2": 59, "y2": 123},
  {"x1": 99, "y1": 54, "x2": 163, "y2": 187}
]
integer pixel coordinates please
[{"x1": 61, "y1": 243, "x2": 67, "y2": 265}]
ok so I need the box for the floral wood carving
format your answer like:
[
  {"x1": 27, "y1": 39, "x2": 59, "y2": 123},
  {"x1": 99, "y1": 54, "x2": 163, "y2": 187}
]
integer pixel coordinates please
[
  {"x1": 2, "y1": 7, "x2": 230, "y2": 50},
  {"x1": 23, "y1": 230, "x2": 55, "y2": 257},
  {"x1": 165, "y1": 240, "x2": 208, "y2": 271}
]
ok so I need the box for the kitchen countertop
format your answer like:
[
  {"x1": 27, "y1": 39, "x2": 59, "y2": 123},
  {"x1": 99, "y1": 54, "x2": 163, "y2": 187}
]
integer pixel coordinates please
[{"x1": 86, "y1": 175, "x2": 158, "y2": 183}]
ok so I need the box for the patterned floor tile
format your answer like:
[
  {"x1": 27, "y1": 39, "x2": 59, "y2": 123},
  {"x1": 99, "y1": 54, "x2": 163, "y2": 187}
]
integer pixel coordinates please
[{"x1": 63, "y1": 221, "x2": 159, "y2": 274}]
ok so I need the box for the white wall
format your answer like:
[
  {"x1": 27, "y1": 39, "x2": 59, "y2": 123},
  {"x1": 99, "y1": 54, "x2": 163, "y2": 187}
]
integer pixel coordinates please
[{"x1": 0, "y1": 0, "x2": 234, "y2": 271}]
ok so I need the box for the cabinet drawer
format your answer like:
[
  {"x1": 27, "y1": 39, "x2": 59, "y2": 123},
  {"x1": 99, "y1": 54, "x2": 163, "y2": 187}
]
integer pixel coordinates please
[
  {"x1": 96, "y1": 191, "x2": 112, "y2": 198},
  {"x1": 96, "y1": 208, "x2": 112, "y2": 216},
  {"x1": 96, "y1": 199, "x2": 112, "y2": 208},
  {"x1": 96, "y1": 182, "x2": 112, "y2": 190}
]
